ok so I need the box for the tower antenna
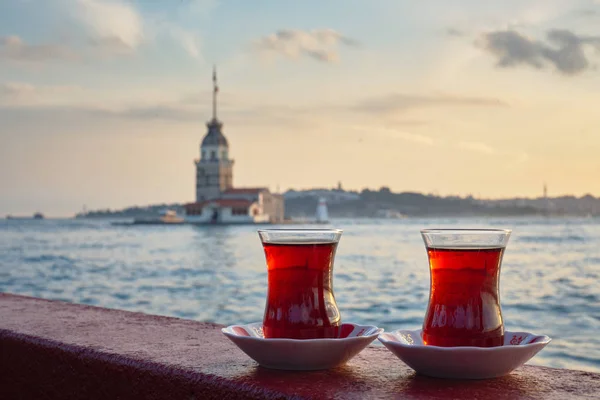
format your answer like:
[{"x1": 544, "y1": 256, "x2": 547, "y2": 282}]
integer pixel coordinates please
[{"x1": 212, "y1": 65, "x2": 218, "y2": 120}]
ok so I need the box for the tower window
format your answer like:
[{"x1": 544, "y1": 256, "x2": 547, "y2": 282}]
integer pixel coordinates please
[{"x1": 211, "y1": 151, "x2": 216, "y2": 160}]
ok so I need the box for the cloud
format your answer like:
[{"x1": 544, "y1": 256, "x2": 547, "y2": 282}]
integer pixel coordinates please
[
  {"x1": 353, "y1": 93, "x2": 508, "y2": 115},
  {"x1": 74, "y1": 0, "x2": 143, "y2": 51},
  {"x1": 385, "y1": 129, "x2": 435, "y2": 146},
  {"x1": 168, "y1": 27, "x2": 202, "y2": 59},
  {"x1": 164, "y1": 0, "x2": 216, "y2": 60},
  {"x1": 0, "y1": 0, "x2": 143, "y2": 63},
  {"x1": 543, "y1": 29, "x2": 600, "y2": 74},
  {"x1": 0, "y1": 35, "x2": 78, "y2": 63},
  {"x1": 90, "y1": 103, "x2": 318, "y2": 128},
  {"x1": 90, "y1": 104, "x2": 198, "y2": 121},
  {"x1": 351, "y1": 125, "x2": 435, "y2": 146},
  {"x1": 0, "y1": 82, "x2": 36, "y2": 98},
  {"x1": 457, "y1": 141, "x2": 495, "y2": 154},
  {"x1": 0, "y1": 82, "x2": 82, "y2": 106},
  {"x1": 1, "y1": 87, "x2": 508, "y2": 129},
  {"x1": 0, "y1": 0, "x2": 202, "y2": 63},
  {"x1": 445, "y1": 28, "x2": 465, "y2": 37},
  {"x1": 481, "y1": 29, "x2": 600, "y2": 75},
  {"x1": 482, "y1": 30, "x2": 545, "y2": 69},
  {"x1": 575, "y1": 9, "x2": 598, "y2": 17},
  {"x1": 76, "y1": 0, "x2": 207, "y2": 59},
  {"x1": 254, "y1": 29, "x2": 358, "y2": 63}
]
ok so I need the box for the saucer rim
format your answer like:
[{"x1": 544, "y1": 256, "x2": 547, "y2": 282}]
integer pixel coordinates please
[
  {"x1": 378, "y1": 328, "x2": 552, "y2": 350},
  {"x1": 222, "y1": 321, "x2": 384, "y2": 343}
]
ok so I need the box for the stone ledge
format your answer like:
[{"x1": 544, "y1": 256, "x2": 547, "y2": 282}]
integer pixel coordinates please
[{"x1": 1, "y1": 293, "x2": 599, "y2": 399}]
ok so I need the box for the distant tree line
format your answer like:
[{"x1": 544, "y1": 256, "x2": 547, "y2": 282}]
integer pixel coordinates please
[{"x1": 75, "y1": 187, "x2": 599, "y2": 218}]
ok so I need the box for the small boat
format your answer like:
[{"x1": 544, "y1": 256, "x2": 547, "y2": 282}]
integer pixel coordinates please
[
  {"x1": 6, "y1": 212, "x2": 45, "y2": 220},
  {"x1": 375, "y1": 209, "x2": 406, "y2": 219},
  {"x1": 114, "y1": 209, "x2": 185, "y2": 226}
]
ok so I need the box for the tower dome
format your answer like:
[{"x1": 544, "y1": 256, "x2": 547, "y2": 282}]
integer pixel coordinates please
[{"x1": 201, "y1": 119, "x2": 228, "y2": 147}]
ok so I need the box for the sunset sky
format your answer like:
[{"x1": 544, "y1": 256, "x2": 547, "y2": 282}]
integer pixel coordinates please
[{"x1": 2, "y1": 0, "x2": 600, "y2": 216}]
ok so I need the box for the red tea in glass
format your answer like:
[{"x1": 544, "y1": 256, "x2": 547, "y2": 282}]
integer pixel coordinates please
[
  {"x1": 420, "y1": 229, "x2": 511, "y2": 347},
  {"x1": 258, "y1": 229, "x2": 342, "y2": 339}
]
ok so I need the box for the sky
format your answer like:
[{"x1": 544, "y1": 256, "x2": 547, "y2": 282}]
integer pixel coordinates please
[{"x1": 2, "y1": 0, "x2": 600, "y2": 216}]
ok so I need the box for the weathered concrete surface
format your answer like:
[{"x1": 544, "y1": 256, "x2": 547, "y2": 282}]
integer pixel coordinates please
[{"x1": 1, "y1": 293, "x2": 599, "y2": 399}]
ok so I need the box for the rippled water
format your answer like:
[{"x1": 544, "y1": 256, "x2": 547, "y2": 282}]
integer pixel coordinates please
[{"x1": 1, "y1": 217, "x2": 599, "y2": 372}]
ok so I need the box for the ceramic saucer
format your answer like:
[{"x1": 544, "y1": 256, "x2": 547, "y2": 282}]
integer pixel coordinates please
[
  {"x1": 222, "y1": 322, "x2": 383, "y2": 370},
  {"x1": 378, "y1": 329, "x2": 551, "y2": 379}
]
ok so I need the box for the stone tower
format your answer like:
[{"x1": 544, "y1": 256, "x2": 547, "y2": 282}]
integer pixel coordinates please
[{"x1": 195, "y1": 67, "x2": 234, "y2": 202}]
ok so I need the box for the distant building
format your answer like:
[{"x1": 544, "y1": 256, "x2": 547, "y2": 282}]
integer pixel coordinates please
[
  {"x1": 316, "y1": 197, "x2": 329, "y2": 223},
  {"x1": 184, "y1": 68, "x2": 284, "y2": 224}
]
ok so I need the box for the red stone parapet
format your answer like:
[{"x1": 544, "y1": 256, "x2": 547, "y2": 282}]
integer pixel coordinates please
[{"x1": 1, "y1": 293, "x2": 598, "y2": 399}]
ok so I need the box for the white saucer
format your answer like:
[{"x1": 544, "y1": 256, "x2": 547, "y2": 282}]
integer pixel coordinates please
[
  {"x1": 222, "y1": 322, "x2": 383, "y2": 370},
  {"x1": 378, "y1": 329, "x2": 551, "y2": 379}
]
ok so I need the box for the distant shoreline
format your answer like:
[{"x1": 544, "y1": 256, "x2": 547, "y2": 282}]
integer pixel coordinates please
[
  {"x1": 6, "y1": 188, "x2": 596, "y2": 220},
  {"x1": 71, "y1": 188, "x2": 600, "y2": 220}
]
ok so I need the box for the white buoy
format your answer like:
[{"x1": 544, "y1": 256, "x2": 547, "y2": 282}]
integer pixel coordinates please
[{"x1": 316, "y1": 197, "x2": 329, "y2": 223}]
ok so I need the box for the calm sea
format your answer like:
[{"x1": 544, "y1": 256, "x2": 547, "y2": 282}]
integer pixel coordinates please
[{"x1": 1, "y1": 217, "x2": 599, "y2": 372}]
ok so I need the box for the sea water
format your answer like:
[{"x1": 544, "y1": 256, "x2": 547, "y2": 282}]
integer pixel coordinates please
[{"x1": 1, "y1": 217, "x2": 599, "y2": 372}]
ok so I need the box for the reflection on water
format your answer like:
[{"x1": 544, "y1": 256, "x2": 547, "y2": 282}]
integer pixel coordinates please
[{"x1": 1, "y1": 217, "x2": 599, "y2": 372}]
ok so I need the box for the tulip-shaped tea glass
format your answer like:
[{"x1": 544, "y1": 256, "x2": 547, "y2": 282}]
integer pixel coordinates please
[
  {"x1": 420, "y1": 229, "x2": 511, "y2": 347},
  {"x1": 258, "y1": 229, "x2": 343, "y2": 339}
]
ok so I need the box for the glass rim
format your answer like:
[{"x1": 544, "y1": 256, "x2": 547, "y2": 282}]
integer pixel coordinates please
[
  {"x1": 421, "y1": 228, "x2": 511, "y2": 249},
  {"x1": 420, "y1": 228, "x2": 512, "y2": 235},
  {"x1": 257, "y1": 228, "x2": 343, "y2": 244},
  {"x1": 257, "y1": 228, "x2": 343, "y2": 234}
]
